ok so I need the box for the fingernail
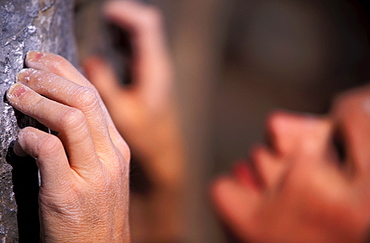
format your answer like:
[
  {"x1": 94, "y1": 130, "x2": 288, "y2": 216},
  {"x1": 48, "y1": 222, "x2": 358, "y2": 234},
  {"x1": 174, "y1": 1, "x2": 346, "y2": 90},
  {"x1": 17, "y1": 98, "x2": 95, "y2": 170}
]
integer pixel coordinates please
[
  {"x1": 26, "y1": 50, "x2": 44, "y2": 62},
  {"x1": 7, "y1": 83, "x2": 27, "y2": 99},
  {"x1": 16, "y1": 68, "x2": 34, "y2": 83}
]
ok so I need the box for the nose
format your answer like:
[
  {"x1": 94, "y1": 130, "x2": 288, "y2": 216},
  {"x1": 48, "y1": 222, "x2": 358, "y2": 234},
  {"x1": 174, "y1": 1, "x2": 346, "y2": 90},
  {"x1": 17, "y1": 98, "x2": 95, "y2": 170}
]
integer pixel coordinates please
[
  {"x1": 266, "y1": 111, "x2": 296, "y2": 156},
  {"x1": 265, "y1": 111, "x2": 328, "y2": 156}
]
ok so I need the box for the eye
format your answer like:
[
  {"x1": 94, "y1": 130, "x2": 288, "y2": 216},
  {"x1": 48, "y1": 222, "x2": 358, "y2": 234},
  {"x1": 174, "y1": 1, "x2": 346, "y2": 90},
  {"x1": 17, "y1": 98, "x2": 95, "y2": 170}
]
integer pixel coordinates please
[{"x1": 331, "y1": 127, "x2": 347, "y2": 167}]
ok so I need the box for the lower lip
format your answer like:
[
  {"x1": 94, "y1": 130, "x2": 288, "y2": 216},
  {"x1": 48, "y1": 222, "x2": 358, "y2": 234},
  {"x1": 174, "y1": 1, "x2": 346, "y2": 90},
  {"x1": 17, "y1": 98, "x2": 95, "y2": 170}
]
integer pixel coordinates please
[{"x1": 232, "y1": 160, "x2": 262, "y2": 192}]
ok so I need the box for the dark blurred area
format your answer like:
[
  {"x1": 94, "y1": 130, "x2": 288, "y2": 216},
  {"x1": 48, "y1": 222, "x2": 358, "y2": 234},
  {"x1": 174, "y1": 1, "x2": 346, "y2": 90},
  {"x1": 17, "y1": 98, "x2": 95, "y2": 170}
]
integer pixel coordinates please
[
  {"x1": 75, "y1": 0, "x2": 370, "y2": 242},
  {"x1": 212, "y1": 0, "x2": 370, "y2": 174}
]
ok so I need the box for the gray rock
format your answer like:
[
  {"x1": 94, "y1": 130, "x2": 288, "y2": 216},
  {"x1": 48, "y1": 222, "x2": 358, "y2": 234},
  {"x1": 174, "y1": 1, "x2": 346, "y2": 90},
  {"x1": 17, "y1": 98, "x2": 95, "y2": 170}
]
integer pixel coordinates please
[{"x1": 0, "y1": 0, "x2": 77, "y2": 241}]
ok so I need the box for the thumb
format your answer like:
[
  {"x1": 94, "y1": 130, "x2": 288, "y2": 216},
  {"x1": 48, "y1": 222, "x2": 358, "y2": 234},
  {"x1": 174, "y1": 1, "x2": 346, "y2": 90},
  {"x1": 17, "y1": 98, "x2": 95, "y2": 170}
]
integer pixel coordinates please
[{"x1": 82, "y1": 56, "x2": 124, "y2": 108}]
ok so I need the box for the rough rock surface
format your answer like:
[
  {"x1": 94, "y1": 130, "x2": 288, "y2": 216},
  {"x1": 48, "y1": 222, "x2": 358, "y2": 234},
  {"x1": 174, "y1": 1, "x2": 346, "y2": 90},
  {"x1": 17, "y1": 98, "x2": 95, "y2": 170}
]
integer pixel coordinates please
[{"x1": 0, "y1": 0, "x2": 77, "y2": 241}]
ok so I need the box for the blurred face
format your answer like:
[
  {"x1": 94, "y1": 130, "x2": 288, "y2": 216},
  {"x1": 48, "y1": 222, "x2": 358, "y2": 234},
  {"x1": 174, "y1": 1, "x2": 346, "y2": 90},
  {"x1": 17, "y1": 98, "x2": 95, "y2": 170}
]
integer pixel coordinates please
[{"x1": 211, "y1": 86, "x2": 370, "y2": 243}]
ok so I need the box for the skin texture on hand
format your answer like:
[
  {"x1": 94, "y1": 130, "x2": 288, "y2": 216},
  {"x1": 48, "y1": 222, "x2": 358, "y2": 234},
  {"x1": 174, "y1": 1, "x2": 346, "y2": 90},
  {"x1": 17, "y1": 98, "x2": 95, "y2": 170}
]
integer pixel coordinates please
[
  {"x1": 7, "y1": 51, "x2": 130, "y2": 243},
  {"x1": 211, "y1": 86, "x2": 370, "y2": 243},
  {"x1": 83, "y1": 1, "x2": 186, "y2": 243}
]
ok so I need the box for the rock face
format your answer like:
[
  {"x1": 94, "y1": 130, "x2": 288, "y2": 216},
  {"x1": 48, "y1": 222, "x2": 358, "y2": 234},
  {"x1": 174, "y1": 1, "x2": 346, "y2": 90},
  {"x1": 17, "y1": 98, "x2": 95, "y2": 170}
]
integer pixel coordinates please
[{"x1": 0, "y1": 0, "x2": 77, "y2": 241}]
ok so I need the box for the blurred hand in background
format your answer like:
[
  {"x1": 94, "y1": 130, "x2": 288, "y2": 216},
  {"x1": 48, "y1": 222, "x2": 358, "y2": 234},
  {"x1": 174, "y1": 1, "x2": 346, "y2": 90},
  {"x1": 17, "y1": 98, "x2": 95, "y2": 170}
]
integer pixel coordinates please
[{"x1": 82, "y1": 1, "x2": 185, "y2": 242}]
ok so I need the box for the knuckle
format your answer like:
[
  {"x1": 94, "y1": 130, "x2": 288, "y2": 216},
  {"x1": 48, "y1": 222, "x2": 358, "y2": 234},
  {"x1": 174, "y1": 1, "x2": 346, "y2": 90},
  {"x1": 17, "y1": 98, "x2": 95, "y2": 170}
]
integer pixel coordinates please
[
  {"x1": 74, "y1": 87, "x2": 99, "y2": 111},
  {"x1": 37, "y1": 134, "x2": 62, "y2": 156},
  {"x1": 112, "y1": 139, "x2": 131, "y2": 169},
  {"x1": 122, "y1": 163, "x2": 130, "y2": 178},
  {"x1": 116, "y1": 147, "x2": 131, "y2": 174},
  {"x1": 121, "y1": 143, "x2": 131, "y2": 161},
  {"x1": 115, "y1": 138, "x2": 131, "y2": 161},
  {"x1": 60, "y1": 108, "x2": 86, "y2": 131}
]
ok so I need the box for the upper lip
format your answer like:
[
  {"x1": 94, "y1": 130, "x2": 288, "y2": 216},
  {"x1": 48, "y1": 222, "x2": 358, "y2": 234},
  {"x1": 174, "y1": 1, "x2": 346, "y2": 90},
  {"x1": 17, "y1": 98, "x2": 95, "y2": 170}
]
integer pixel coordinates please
[
  {"x1": 246, "y1": 143, "x2": 273, "y2": 188},
  {"x1": 248, "y1": 148, "x2": 266, "y2": 189},
  {"x1": 232, "y1": 152, "x2": 264, "y2": 191}
]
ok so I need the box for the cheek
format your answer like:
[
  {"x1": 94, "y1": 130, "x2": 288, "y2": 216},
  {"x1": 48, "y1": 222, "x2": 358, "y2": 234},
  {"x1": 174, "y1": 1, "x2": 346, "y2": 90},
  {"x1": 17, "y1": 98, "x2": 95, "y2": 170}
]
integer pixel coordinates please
[
  {"x1": 210, "y1": 176, "x2": 260, "y2": 240},
  {"x1": 295, "y1": 181, "x2": 362, "y2": 241},
  {"x1": 283, "y1": 171, "x2": 350, "y2": 226}
]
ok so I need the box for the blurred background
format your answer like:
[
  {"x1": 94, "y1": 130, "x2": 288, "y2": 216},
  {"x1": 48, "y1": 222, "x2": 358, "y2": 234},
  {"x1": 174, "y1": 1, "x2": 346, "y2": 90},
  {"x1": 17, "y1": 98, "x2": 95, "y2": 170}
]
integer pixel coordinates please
[{"x1": 76, "y1": 0, "x2": 370, "y2": 242}]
